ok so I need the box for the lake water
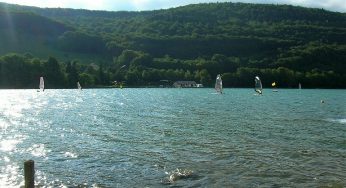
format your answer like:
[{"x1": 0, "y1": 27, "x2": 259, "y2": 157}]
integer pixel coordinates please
[{"x1": 0, "y1": 88, "x2": 345, "y2": 187}]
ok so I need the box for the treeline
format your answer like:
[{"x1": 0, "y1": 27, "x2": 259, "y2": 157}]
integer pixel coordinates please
[
  {"x1": 1, "y1": 47, "x2": 346, "y2": 88},
  {"x1": 0, "y1": 54, "x2": 105, "y2": 89}
]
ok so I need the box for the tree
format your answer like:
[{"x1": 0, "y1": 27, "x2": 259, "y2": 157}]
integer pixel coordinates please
[
  {"x1": 99, "y1": 63, "x2": 105, "y2": 85},
  {"x1": 66, "y1": 61, "x2": 79, "y2": 88},
  {"x1": 79, "y1": 73, "x2": 95, "y2": 87},
  {"x1": 43, "y1": 56, "x2": 66, "y2": 88},
  {"x1": 199, "y1": 69, "x2": 212, "y2": 85}
]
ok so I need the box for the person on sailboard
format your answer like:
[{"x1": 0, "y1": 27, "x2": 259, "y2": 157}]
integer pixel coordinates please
[
  {"x1": 215, "y1": 74, "x2": 223, "y2": 94},
  {"x1": 254, "y1": 76, "x2": 262, "y2": 95}
]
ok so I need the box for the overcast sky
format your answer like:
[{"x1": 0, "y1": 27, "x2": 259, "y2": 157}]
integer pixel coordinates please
[{"x1": 1, "y1": 0, "x2": 345, "y2": 13}]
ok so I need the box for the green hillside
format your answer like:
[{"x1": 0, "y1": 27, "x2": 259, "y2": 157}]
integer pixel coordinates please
[
  {"x1": 0, "y1": 6, "x2": 109, "y2": 63},
  {"x1": 0, "y1": 2, "x2": 346, "y2": 88},
  {"x1": 0, "y1": 10, "x2": 66, "y2": 55}
]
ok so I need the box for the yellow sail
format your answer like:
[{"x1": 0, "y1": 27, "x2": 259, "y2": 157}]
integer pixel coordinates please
[{"x1": 272, "y1": 82, "x2": 276, "y2": 87}]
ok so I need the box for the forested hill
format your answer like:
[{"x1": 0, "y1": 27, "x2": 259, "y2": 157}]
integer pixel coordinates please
[
  {"x1": 0, "y1": 2, "x2": 346, "y2": 88},
  {"x1": 0, "y1": 10, "x2": 70, "y2": 55}
]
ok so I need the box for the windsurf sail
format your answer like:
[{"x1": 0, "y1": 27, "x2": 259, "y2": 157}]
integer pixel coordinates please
[
  {"x1": 299, "y1": 83, "x2": 301, "y2": 89},
  {"x1": 272, "y1": 82, "x2": 276, "y2": 87},
  {"x1": 77, "y1": 81, "x2": 82, "y2": 90},
  {"x1": 272, "y1": 81, "x2": 278, "y2": 92},
  {"x1": 39, "y1": 77, "x2": 44, "y2": 91},
  {"x1": 215, "y1": 74, "x2": 223, "y2": 94},
  {"x1": 255, "y1": 76, "x2": 262, "y2": 94}
]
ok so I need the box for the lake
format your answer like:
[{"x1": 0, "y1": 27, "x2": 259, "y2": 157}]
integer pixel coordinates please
[{"x1": 0, "y1": 88, "x2": 345, "y2": 187}]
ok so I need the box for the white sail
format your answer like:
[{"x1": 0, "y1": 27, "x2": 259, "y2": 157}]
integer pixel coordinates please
[
  {"x1": 215, "y1": 74, "x2": 223, "y2": 94},
  {"x1": 39, "y1": 77, "x2": 44, "y2": 91},
  {"x1": 255, "y1": 76, "x2": 262, "y2": 94},
  {"x1": 77, "y1": 82, "x2": 82, "y2": 90},
  {"x1": 299, "y1": 83, "x2": 301, "y2": 89}
]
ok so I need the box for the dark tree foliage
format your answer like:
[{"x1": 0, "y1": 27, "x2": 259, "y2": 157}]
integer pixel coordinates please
[
  {"x1": 0, "y1": 10, "x2": 69, "y2": 37},
  {"x1": 57, "y1": 31, "x2": 106, "y2": 54},
  {"x1": 44, "y1": 56, "x2": 66, "y2": 88},
  {"x1": 65, "y1": 61, "x2": 79, "y2": 88}
]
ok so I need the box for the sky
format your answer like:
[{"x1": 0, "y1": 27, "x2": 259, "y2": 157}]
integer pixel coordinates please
[{"x1": 0, "y1": 0, "x2": 345, "y2": 13}]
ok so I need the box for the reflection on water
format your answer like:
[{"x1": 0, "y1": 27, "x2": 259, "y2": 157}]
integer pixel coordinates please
[
  {"x1": 0, "y1": 89, "x2": 345, "y2": 187},
  {"x1": 0, "y1": 138, "x2": 21, "y2": 152},
  {"x1": 326, "y1": 118, "x2": 346, "y2": 124},
  {"x1": 0, "y1": 163, "x2": 22, "y2": 188}
]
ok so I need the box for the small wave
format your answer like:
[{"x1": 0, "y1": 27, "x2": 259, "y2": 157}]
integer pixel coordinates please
[
  {"x1": 326, "y1": 118, "x2": 346, "y2": 124},
  {"x1": 162, "y1": 168, "x2": 194, "y2": 184},
  {"x1": 28, "y1": 144, "x2": 49, "y2": 157},
  {"x1": 64, "y1": 152, "x2": 78, "y2": 158},
  {"x1": 3, "y1": 156, "x2": 10, "y2": 162}
]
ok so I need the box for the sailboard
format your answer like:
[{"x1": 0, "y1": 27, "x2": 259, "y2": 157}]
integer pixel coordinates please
[
  {"x1": 255, "y1": 76, "x2": 262, "y2": 95},
  {"x1": 77, "y1": 81, "x2": 82, "y2": 90},
  {"x1": 215, "y1": 74, "x2": 223, "y2": 94},
  {"x1": 37, "y1": 77, "x2": 44, "y2": 92}
]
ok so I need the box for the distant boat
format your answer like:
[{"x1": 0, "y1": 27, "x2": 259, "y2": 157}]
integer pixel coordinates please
[
  {"x1": 215, "y1": 74, "x2": 223, "y2": 94},
  {"x1": 77, "y1": 81, "x2": 82, "y2": 90},
  {"x1": 272, "y1": 82, "x2": 278, "y2": 92},
  {"x1": 299, "y1": 83, "x2": 302, "y2": 89},
  {"x1": 255, "y1": 76, "x2": 262, "y2": 95},
  {"x1": 37, "y1": 77, "x2": 44, "y2": 92}
]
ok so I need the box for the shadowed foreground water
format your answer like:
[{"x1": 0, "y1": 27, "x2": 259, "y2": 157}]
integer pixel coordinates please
[{"x1": 0, "y1": 88, "x2": 345, "y2": 187}]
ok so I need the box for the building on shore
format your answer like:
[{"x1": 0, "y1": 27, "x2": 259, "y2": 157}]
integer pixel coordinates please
[{"x1": 173, "y1": 81, "x2": 197, "y2": 88}]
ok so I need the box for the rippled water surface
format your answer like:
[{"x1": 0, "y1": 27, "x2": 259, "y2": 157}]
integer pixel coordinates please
[{"x1": 0, "y1": 88, "x2": 345, "y2": 187}]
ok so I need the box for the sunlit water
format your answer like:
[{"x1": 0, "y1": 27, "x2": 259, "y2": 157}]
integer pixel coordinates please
[{"x1": 0, "y1": 88, "x2": 345, "y2": 187}]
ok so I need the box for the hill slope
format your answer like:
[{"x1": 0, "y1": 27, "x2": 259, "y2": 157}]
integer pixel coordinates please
[
  {"x1": 92, "y1": 3, "x2": 346, "y2": 60},
  {"x1": 0, "y1": 10, "x2": 69, "y2": 55},
  {"x1": 0, "y1": 4, "x2": 110, "y2": 63},
  {"x1": 1, "y1": 2, "x2": 346, "y2": 59},
  {"x1": 0, "y1": 2, "x2": 346, "y2": 88}
]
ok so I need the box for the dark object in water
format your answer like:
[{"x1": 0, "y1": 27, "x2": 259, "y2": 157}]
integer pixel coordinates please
[
  {"x1": 24, "y1": 160, "x2": 35, "y2": 188},
  {"x1": 162, "y1": 168, "x2": 193, "y2": 184}
]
